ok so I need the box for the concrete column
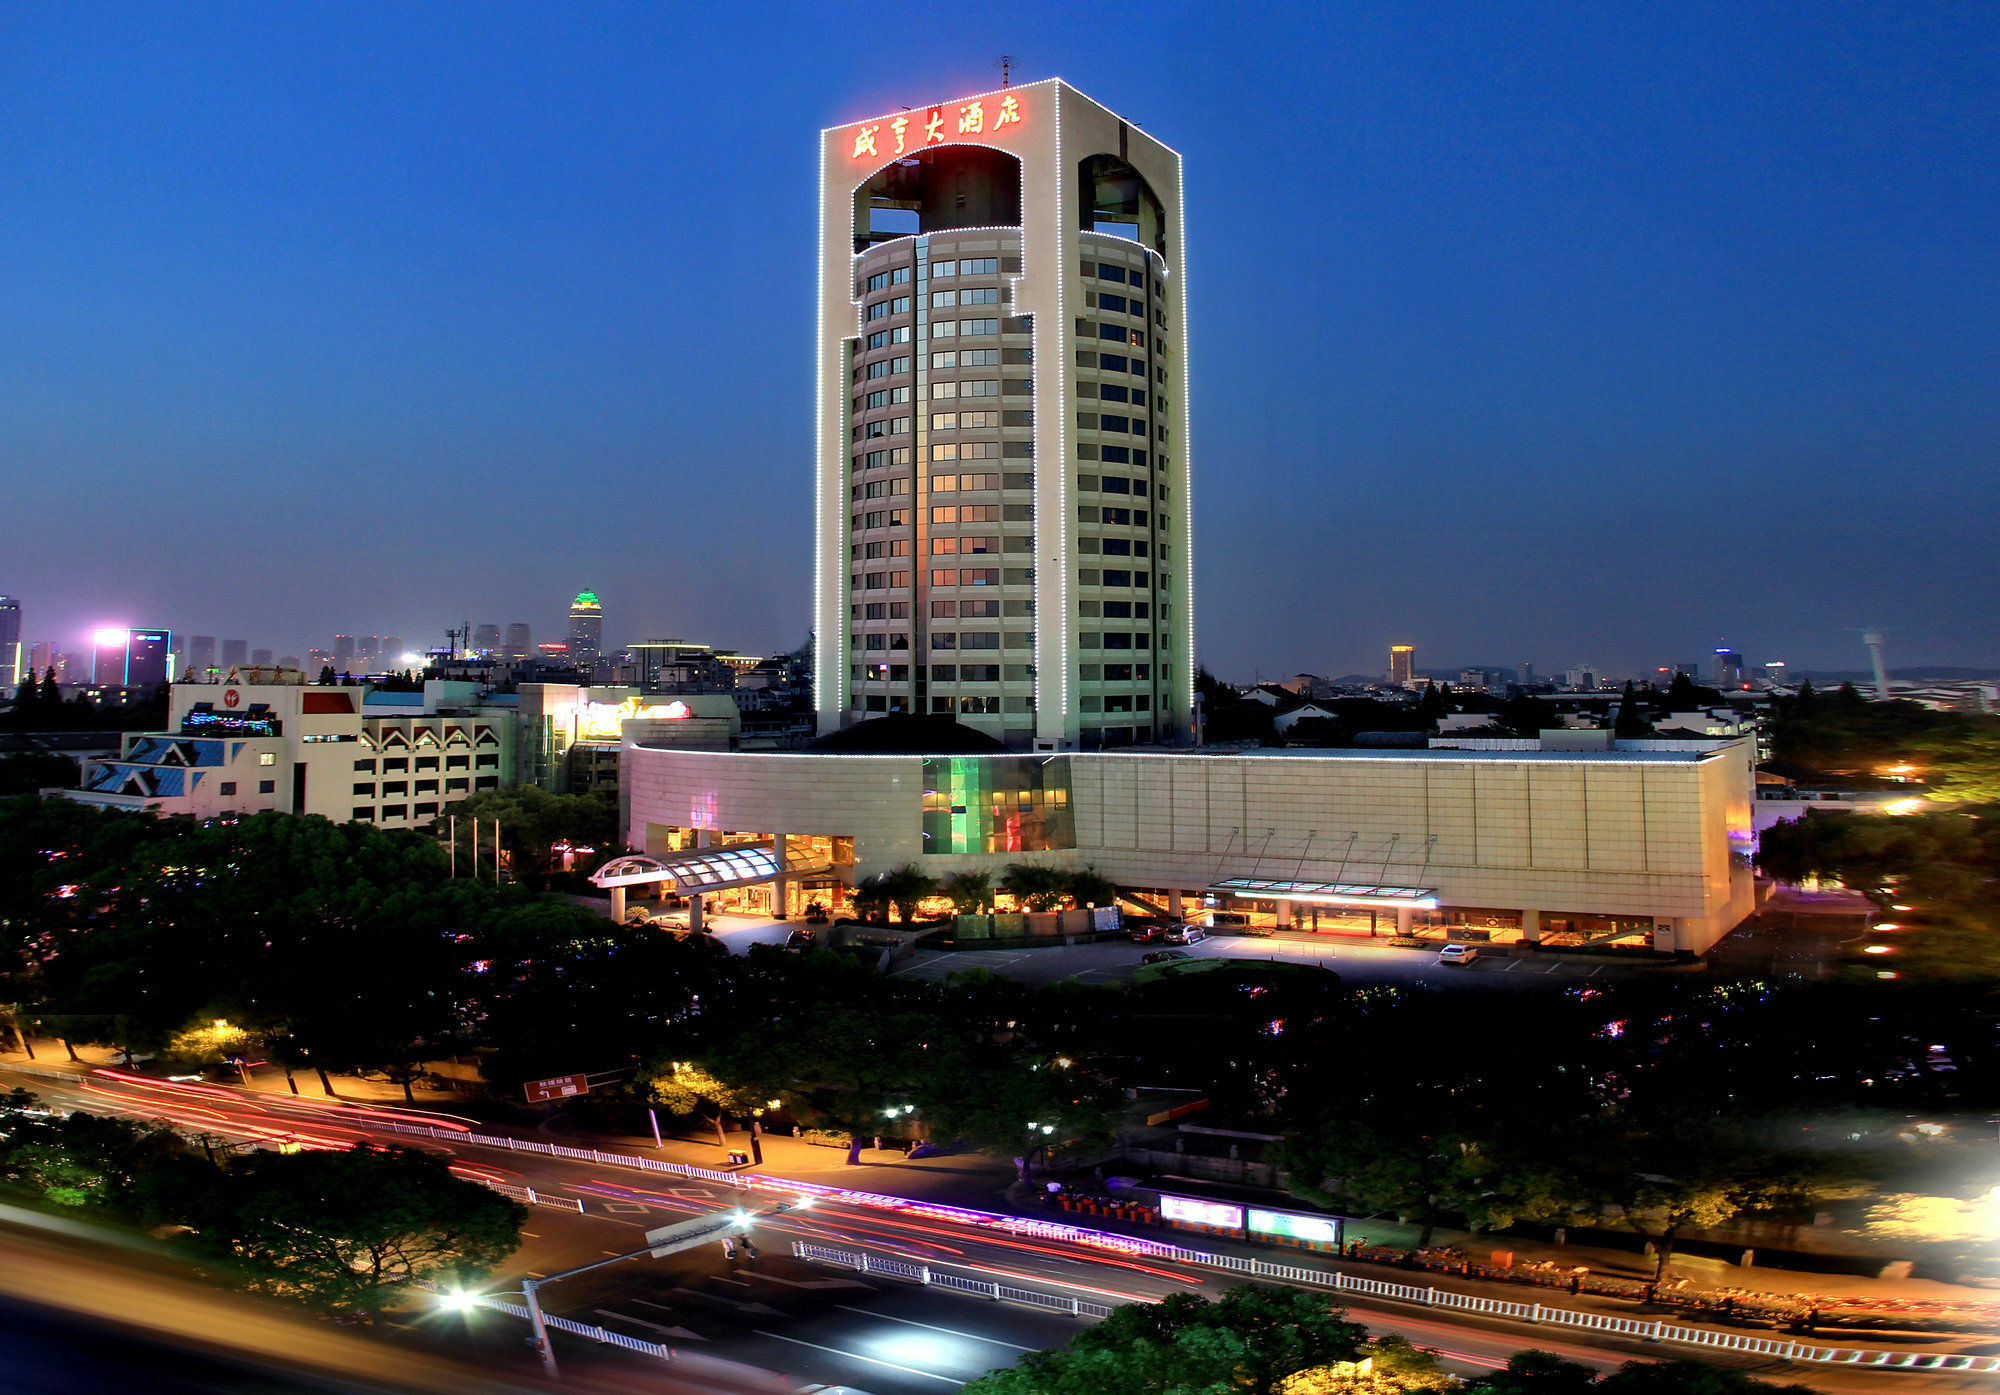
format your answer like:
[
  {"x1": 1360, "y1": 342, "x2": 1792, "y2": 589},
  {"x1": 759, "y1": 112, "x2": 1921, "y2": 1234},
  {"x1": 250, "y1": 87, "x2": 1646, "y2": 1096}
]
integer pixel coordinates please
[
  {"x1": 1275, "y1": 900, "x2": 1294, "y2": 929},
  {"x1": 609, "y1": 886, "x2": 626, "y2": 922},
  {"x1": 771, "y1": 833, "x2": 788, "y2": 920},
  {"x1": 689, "y1": 893, "x2": 705, "y2": 935},
  {"x1": 1167, "y1": 888, "x2": 1184, "y2": 917},
  {"x1": 1395, "y1": 905, "x2": 1414, "y2": 936},
  {"x1": 1521, "y1": 910, "x2": 1541, "y2": 943}
]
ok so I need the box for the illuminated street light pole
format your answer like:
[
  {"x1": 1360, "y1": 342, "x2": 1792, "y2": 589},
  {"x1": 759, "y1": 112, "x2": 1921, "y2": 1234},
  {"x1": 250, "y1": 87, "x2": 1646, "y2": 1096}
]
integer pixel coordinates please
[{"x1": 441, "y1": 1197, "x2": 808, "y2": 1381}]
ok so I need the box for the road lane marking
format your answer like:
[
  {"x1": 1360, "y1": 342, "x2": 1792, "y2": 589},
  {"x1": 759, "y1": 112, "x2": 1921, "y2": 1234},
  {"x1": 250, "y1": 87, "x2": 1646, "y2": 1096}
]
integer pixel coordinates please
[
  {"x1": 833, "y1": 1305, "x2": 1037, "y2": 1351},
  {"x1": 754, "y1": 1330, "x2": 967, "y2": 1384},
  {"x1": 1502, "y1": 960, "x2": 1521, "y2": 972}
]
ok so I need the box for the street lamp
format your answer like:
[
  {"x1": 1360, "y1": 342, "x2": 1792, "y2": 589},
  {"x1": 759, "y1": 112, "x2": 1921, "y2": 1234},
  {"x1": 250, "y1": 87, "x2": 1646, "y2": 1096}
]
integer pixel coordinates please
[{"x1": 438, "y1": 1196, "x2": 810, "y2": 1379}]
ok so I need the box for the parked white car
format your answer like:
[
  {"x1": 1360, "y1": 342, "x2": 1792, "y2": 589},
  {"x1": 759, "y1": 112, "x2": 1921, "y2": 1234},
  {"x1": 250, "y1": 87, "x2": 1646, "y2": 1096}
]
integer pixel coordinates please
[{"x1": 1436, "y1": 943, "x2": 1480, "y2": 965}]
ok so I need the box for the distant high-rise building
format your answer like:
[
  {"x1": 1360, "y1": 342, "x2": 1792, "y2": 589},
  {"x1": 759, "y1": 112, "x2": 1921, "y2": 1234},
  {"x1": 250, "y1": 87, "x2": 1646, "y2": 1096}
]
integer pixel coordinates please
[
  {"x1": 251, "y1": 648, "x2": 274, "y2": 666},
  {"x1": 95, "y1": 628, "x2": 172, "y2": 686},
  {"x1": 569, "y1": 591, "x2": 603, "y2": 668},
  {"x1": 188, "y1": 635, "x2": 218, "y2": 677},
  {"x1": 128, "y1": 629, "x2": 172, "y2": 686},
  {"x1": 0, "y1": 596, "x2": 20, "y2": 689},
  {"x1": 221, "y1": 638, "x2": 249, "y2": 668},
  {"x1": 1564, "y1": 665, "x2": 1601, "y2": 691},
  {"x1": 333, "y1": 635, "x2": 355, "y2": 667},
  {"x1": 279, "y1": 654, "x2": 300, "y2": 671},
  {"x1": 92, "y1": 629, "x2": 129, "y2": 685},
  {"x1": 1713, "y1": 648, "x2": 1744, "y2": 689},
  {"x1": 1388, "y1": 645, "x2": 1415, "y2": 686},
  {"x1": 383, "y1": 637, "x2": 403, "y2": 662},
  {"x1": 30, "y1": 641, "x2": 56, "y2": 677},
  {"x1": 503, "y1": 622, "x2": 531, "y2": 660},
  {"x1": 359, "y1": 636, "x2": 381, "y2": 661},
  {"x1": 1519, "y1": 662, "x2": 1535, "y2": 685},
  {"x1": 473, "y1": 623, "x2": 501, "y2": 655},
  {"x1": 1762, "y1": 660, "x2": 1787, "y2": 686}
]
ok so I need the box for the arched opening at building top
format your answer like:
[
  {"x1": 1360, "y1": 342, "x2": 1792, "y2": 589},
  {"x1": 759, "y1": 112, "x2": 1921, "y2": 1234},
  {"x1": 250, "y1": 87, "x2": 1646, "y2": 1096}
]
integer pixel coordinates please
[
  {"x1": 1076, "y1": 154, "x2": 1167, "y2": 255},
  {"x1": 853, "y1": 146, "x2": 1023, "y2": 253}
]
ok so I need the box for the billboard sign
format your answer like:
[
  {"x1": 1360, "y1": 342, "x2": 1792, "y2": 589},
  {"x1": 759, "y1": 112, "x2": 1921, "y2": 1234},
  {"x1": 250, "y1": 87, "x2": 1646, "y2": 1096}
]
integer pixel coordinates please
[
  {"x1": 1248, "y1": 1208, "x2": 1341, "y2": 1244},
  {"x1": 1159, "y1": 1194, "x2": 1243, "y2": 1230}
]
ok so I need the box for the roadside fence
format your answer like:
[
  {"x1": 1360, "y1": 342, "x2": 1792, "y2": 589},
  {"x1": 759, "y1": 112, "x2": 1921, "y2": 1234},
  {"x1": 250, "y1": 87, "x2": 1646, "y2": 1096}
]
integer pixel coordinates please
[
  {"x1": 480, "y1": 1180, "x2": 584, "y2": 1213},
  {"x1": 792, "y1": 1241, "x2": 1113, "y2": 1319}
]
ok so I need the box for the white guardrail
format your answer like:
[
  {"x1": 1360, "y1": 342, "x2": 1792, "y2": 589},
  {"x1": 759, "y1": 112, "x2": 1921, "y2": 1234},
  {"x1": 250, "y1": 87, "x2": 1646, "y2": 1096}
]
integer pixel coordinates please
[
  {"x1": 792, "y1": 1241, "x2": 1113, "y2": 1318},
  {"x1": 13, "y1": 1061, "x2": 2000, "y2": 1374}
]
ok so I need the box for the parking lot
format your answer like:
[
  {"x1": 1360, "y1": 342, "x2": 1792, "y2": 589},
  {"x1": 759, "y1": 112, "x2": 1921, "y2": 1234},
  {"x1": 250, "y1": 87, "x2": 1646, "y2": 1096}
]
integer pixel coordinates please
[{"x1": 890, "y1": 930, "x2": 1651, "y2": 993}]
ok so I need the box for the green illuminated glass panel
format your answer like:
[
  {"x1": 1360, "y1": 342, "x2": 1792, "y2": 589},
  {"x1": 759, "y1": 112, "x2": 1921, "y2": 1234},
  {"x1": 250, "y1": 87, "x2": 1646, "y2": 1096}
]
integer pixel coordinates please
[{"x1": 921, "y1": 756, "x2": 1074, "y2": 855}]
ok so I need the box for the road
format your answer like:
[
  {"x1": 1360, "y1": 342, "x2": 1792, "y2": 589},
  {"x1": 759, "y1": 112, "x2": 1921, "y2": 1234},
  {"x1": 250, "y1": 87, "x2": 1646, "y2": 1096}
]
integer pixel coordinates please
[{"x1": 6, "y1": 1060, "x2": 1983, "y2": 1395}]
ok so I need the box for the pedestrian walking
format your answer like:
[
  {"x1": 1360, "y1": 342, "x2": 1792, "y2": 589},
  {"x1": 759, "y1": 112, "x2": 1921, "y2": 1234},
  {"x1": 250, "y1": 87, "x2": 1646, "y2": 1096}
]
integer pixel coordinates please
[{"x1": 721, "y1": 1236, "x2": 737, "y2": 1261}]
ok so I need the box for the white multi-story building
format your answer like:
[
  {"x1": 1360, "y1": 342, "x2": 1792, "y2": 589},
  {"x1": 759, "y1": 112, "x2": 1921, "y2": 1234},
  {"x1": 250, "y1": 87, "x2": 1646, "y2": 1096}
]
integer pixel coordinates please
[
  {"x1": 817, "y1": 79, "x2": 1192, "y2": 751},
  {"x1": 64, "y1": 678, "x2": 515, "y2": 827}
]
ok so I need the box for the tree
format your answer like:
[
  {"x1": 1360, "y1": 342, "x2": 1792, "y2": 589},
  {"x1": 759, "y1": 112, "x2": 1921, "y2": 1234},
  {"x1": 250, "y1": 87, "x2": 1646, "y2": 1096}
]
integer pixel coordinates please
[
  {"x1": 1921, "y1": 726, "x2": 2000, "y2": 804},
  {"x1": 1462, "y1": 1351, "x2": 1603, "y2": 1395},
  {"x1": 1416, "y1": 683, "x2": 1446, "y2": 725},
  {"x1": 851, "y1": 872, "x2": 892, "y2": 923},
  {"x1": 177, "y1": 1144, "x2": 523, "y2": 1321},
  {"x1": 1065, "y1": 866, "x2": 1119, "y2": 910},
  {"x1": 941, "y1": 869, "x2": 995, "y2": 915},
  {"x1": 0, "y1": 752, "x2": 80, "y2": 794},
  {"x1": 1568, "y1": 1119, "x2": 1826, "y2": 1281},
  {"x1": 645, "y1": 1060, "x2": 773, "y2": 1149},
  {"x1": 316, "y1": 665, "x2": 335, "y2": 685},
  {"x1": 1281, "y1": 1334, "x2": 1449, "y2": 1394},
  {"x1": 1001, "y1": 863, "x2": 1068, "y2": 912},
  {"x1": 1614, "y1": 682, "x2": 1653, "y2": 739},
  {"x1": 1496, "y1": 694, "x2": 1560, "y2": 738},
  {"x1": 1660, "y1": 673, "x2": 1724, "y2": 711},
  {"x1": 878, "y1": 863, "x2": 941, "y2": 924},
  {"x1": 1596, "y1": 1363, "x2": 1819, "y2": 1395},
  {"x1": 917, "y1": 1047, "x2": 1122, "y2": 1159},
  {"x1": 965, "y1": 1285, "x2": 1366, "y2": 1395},
  {"x1": 0, "y1": 1090, "x2": 188, "y2": 1213},
  {"x1": 458, "y1": 786, "x2": 618, "y2": 888}
]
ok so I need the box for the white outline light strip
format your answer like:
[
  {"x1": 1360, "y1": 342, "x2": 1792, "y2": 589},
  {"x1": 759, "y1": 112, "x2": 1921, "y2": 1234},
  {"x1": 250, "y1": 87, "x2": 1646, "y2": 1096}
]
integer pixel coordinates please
[{"x1": 1053, "y1": 89, "x2": 1068, "y2": 746}]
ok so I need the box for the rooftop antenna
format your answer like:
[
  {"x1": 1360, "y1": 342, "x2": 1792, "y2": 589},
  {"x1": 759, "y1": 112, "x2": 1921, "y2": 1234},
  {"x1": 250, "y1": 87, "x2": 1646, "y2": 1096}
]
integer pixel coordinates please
[{"x1": 997, "y1": 54, "x2": 1017, "y2": 88}]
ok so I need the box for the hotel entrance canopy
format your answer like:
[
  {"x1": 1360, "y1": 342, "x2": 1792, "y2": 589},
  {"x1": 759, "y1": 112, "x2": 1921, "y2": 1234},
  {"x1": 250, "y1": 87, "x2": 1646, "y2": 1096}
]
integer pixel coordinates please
[
  {"x1": 589, "y1": 843, "x2": 831, "y2": 894},
  {"x1": 1207, "y1": 877, "x2": 1436, "y2": 909}
]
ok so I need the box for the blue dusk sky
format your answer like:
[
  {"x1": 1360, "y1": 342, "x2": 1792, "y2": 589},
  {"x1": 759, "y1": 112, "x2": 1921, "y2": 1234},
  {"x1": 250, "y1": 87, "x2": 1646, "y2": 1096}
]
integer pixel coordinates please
[{"x1": 2, "y1": 2, "x2": 1994, "y2": 680}]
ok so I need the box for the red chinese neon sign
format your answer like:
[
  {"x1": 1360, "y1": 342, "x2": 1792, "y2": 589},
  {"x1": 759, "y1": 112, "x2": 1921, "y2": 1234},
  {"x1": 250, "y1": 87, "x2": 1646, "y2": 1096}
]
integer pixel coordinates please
[{"x1": 849, "y1": 93, "x2": 1022, "y2": 160}]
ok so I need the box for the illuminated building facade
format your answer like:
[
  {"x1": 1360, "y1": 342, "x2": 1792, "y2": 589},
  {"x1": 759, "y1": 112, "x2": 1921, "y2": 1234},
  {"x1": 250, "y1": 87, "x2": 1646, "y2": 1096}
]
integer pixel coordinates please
[
  {"x1": 622, "y1": 738, "x2": 1758, "y2": 955},
  {"x1": 816, "y1": 79, "x2": 1193, "y2": 751},
  {"x1": 517, "y1": 683, "x2": 736, "y2": 794},
  {"x1": 67, "y1": 678, "x2": 516, "y2": 823},
  {"x1": 0, "y1": 596, "x2": 19, "y2": 689},
  {"x1": 93, "y1": 627, "x2": 172, "y2": 686},
  {"x1": 1388, "y1": 645, "x2": 1414, "y2": 686},
  {"x1": 568, "y1": 591, "x2": 604, "y2": 669}
]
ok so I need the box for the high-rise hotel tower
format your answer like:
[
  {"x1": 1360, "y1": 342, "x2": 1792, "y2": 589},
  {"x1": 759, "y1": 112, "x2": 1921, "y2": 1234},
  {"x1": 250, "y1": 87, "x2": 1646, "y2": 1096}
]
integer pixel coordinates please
[{"x1": 816, "y1": 79, "x2": 1192, "y2": 751}]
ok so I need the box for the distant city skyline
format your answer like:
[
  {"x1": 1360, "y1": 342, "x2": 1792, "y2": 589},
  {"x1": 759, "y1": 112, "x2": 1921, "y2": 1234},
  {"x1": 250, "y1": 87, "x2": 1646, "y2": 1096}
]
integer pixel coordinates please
[{"x1": 3, "y1": 7, "x2": 1993, "y2": 680}]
